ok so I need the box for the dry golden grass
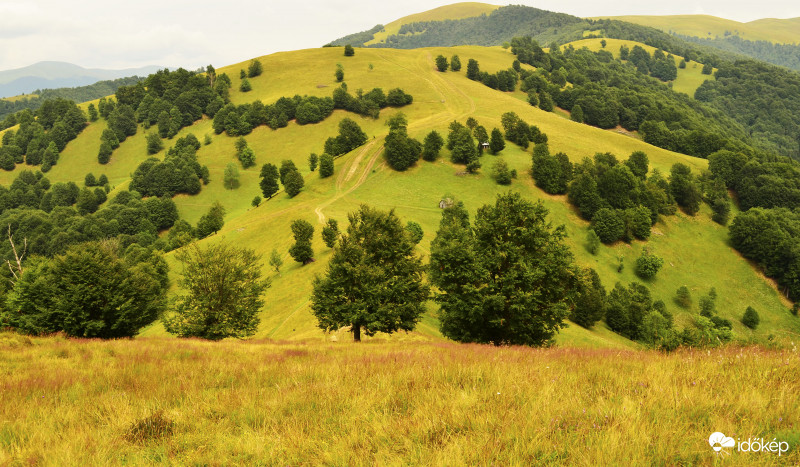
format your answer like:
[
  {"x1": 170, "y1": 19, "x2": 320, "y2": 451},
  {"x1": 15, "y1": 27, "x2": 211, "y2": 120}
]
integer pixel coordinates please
[{"x1": 0, "y1": 332, "x2": 797, "y2": 465}]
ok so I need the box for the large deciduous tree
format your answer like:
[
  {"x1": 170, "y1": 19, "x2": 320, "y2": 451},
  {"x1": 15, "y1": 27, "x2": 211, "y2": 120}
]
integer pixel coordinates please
[
  {"x1": 163, "y1": 242, "x2": 269, "y2": 340},
  {"x1": 311, "y1": 205, "x2": 429, "y2": 341},
  {"x1": 430, "y1": 193, "x2": 579, "y2": 346}
]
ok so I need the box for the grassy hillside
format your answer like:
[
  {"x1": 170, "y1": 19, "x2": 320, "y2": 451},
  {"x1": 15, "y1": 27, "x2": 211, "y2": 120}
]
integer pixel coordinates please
[
  {"x1": 1, "y1": 333, "x2": 797, "y2": 464},
  {"x1": 595, "y1": 14, "x2": 800, "y2": 44},
  {"x1": 565, "y1": 38, "x2": 715, "y2": 96},
  {"x1": 1, "y1": 45, "x2": 797, "y2": 347},
  {"x1": 365, "y1": 2, "x2": 500, "y2": 46}
]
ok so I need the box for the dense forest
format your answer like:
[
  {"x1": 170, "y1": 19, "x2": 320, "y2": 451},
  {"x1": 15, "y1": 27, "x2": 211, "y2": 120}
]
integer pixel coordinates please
[{"x1": 679, "y1": 34, "x2": 800, "y2": 72}]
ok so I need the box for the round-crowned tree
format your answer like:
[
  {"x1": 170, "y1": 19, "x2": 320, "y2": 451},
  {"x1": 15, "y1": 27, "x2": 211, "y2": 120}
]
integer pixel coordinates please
[
  {"x1": 163, "y1": 242, "x2": 270, "y2": 340},
  {"x1": 430, "y1": 193, "x2": 578, "y2": 346},
  {"x1": 311, "y1": 205, "x2": 429, "y2": 341}
]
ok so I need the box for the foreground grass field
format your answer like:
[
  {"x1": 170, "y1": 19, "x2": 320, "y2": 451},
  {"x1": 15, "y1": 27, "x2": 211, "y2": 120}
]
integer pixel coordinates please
[{"x1": 0, "y1": 333, "x2": 797, "y2": 465}]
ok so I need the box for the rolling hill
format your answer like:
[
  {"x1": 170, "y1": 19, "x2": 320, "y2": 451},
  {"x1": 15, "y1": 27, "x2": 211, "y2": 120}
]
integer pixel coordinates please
[{"x1": 3, "y1": 44, "x2": 793, "y2": 347}]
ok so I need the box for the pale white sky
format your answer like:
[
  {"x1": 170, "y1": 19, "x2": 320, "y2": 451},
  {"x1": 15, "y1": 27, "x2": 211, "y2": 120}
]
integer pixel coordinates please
[{"x1": 1, "y1": 0, "x2": 798, "y2": 71}]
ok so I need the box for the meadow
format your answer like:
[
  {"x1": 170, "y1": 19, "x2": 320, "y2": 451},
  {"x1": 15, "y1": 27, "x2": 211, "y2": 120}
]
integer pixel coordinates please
[{"x1": 0, "y1": 332, "x2": 797, "y2": 465}]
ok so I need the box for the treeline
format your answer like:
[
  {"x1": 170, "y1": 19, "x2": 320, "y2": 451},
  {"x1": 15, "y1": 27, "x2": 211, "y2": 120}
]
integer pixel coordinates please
[
  {"x1": 696, "y1": 60, "x2": 800, "y2": 158},
  {"x1": 130, "y1": 134, "x2": 209, "y2": 197},
  {"x1": 708, "y1": 148, "x2": 800, "y2": 300},
  {"x1": 331, "y1": 5, "x2": 586, "y2": 49},
  {"x1": 0, "y1": 98, "x2": 87, "y2": 171},
  {"x1": 0, "y1": 76, "x2": 144, "y2": 123},
  {"x1": 505, "y1": 38, "x2": 748, "y2": 159},
  {"x1": 212, "y1": 84, "x2": 412, "y2": 137}
]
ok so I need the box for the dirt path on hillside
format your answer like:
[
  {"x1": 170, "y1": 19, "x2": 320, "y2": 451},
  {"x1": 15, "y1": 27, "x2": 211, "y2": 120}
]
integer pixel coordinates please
[{"x1": 315, "y1": 143, "x2": 384, "y2": 223}]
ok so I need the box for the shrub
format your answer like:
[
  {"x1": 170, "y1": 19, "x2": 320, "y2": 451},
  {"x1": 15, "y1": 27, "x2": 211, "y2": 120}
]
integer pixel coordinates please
[
  {"x1": 635, "y1": 250, "x2": 664, "y2": 280},
  {"x1": 742, "y1": 306, "x2": 760, "y2": 329},
  {"x1": 675, "y1": 286, "x2": 691, "y2": 308},
  {"x1": 591, "y1": 208, "x2": 624, "y2": 243}
]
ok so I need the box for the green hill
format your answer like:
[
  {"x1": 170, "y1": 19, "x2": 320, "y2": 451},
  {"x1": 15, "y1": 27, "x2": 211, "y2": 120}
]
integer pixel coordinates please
[{"x1": 20, "y1": 45, "x2": 778, "y2": 345}]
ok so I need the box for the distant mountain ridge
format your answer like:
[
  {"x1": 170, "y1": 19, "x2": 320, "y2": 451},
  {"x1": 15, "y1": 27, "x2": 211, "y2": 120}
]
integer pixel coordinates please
[{"x1": 0, "y1": 61, "x2": 163, "y2": 98}]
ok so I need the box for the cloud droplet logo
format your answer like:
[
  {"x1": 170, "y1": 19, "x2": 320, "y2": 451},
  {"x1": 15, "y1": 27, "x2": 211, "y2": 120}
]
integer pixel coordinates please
[{"x1": 709, "y1": 432, "x2": 736, "y2": 453}]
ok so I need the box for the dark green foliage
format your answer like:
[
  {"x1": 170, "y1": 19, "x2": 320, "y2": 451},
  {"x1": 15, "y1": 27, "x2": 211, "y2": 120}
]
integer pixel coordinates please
[
  {"x1": 622, "y1": 206, "x2": 652, "y2": 241},
  {"x1": 251, "y1": 196, "x2": 261, "y2": 207},
  {"x1": 405, "y1": 221, "x2": 423, "y2": 245},
  {"x1": 448, "y1": 125, "x2": 476, "y2": 165},
  {"x1": 384, "y1": 115, "x2": 421, "y2": 171},
  {"x1": 321, "y1": 218, "x2": 339, "y2": 248},
  {"x1": 571, "y1": 268, "x2": 606, "y2": 328},
  {"x1": 279, "y1": 160, "x2": 298, "y2": 185},
  {"x1": 236, "y1": 145, "x2": 256, "y2": 169},
  {"x1": 283, "y1": 169, "x2": 304, "y2": 198},
  {"x1": 701, "y1": 63, "x2": 713, "y2": 75},
  {"x1": 239, "y1": 78, "x2": 252, "y2": 92},
  {"x1": 586, "y1": 229, "x2": 600, "y2": 255},
  {"x1": 675, "y1": 286, "x2": 692, "y2": 308},
  {"x1": 344, "y1": 45, "x2": 355, "y2": 56},
  {"x1": 130, "y1": 134, "x2": 206, "y2": 198},
  {"x1": 465, "y1": 160, "x2": 481, "y2": 174},
  {"x1": 196, "y1": 202, "x2": 225, "y2": 238},
  {"x1": 605, "y1": 282, "x2": 652, "y2": 340},
  {"x1": 308, "y1": 153, "x2": 318, "y2": 172},
  {"x1": 669, "y1": 163, "x2": 702, "y2": 215},
  {"x1": 711, "y1": 196, "x2": 731, "y2": 225},
  {"x1": 729, "y1": 208, "x2": 800, "y2": 301},
  {"x1": 386, "y1": 88, "x2": 413, "y2": 107},
  {"x1": 591, "y1": 208, "x2": 624, "y2": 244},
  {"x1": 635, "y1": 249, "x2": 664, "y2": 280},
  {"x1": 84, "y1": 173, "x2": 97, "y2": 187},
  {"x1": 259, "y1": 163, "x2": 280, "y2": 199},
  {"x1": 430, "y1": 193, "x2": 578, "y2": 346},
  {"x1": 699, "y1": 295, "x2": 716, "y2": 318},
  {"x1": 422, "y1": 130, "x2": 444, "y2": 161},
  {"x1": 335, "y1": 65, "x2": 344, "y2": 82},
  {"x1": 489, "y1": 128, "x2": 505, "y2": 154},
  {"x1": 5, "y1": 240, "x2": 168, "y2": 338},
  {"x1": 87, "y1": 103, "x2": 98, "y2": 122},
  {"x1": 450, "y1": 55, "x2": 462, "y2": 71},
  {"x1": 625, "y1": 151, "x2": 649, "y2": 179},
  {"x1": 435, "y1": 55, "x2": 448, "y2": 72},
  {"x1": 532, "y1": 146, "x2": 572, "y2": 195},
  {"x1": 75, "y1": 187, "x2": 99, "y2": 215},
  {"x1": 570, "y1": 104, "x2": 584, "y2": 123},
  {"x1": 289, "y1": 219, "x2": 314, "y2": 264},
  {"x1": 492, "y1": 159, "x2": 512, "y2": 185},
  {"x1": 146, "y1": 132, "x2": 163, "y2": 155},
  {"x1": 163, "y1": 242, "x2": 269, "y2": 340},
  {"x1": 319, "y1": 154, "x2": 334, "y2": 178},
  {"x1": 324, "y1": 118, "x2": 368, "y2": 156},
  {"x1": 466, "y1": 59, "x2": 480, "y2": 80},
  {"x1": 311, "y1": 206, "x2": 429, "y2": 341},
  {"x1": 538, "y1": 91, "x2": 554, "y2": 112},
  {"x1": 742, "y1": 306, "x2": 760, "y2": 329},
  {"x1": 247, "y1": 59, "x2": 263, "y2": 78}
]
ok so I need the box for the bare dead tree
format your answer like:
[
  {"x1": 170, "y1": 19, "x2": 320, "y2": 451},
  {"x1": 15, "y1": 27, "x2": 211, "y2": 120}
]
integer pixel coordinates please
[{"x1": 6, "y1": 225, "x2": 26, "y2": 285}]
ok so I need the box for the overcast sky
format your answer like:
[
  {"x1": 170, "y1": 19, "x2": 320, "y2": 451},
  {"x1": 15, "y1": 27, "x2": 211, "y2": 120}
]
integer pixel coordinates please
[{"x1": 1, "y1": 0, "x2": 799, "y2": 71}]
